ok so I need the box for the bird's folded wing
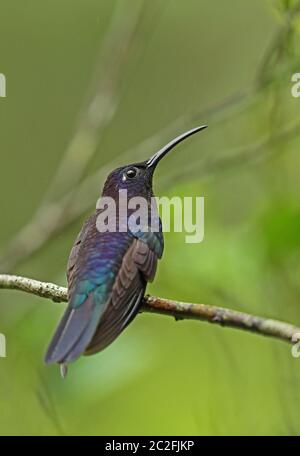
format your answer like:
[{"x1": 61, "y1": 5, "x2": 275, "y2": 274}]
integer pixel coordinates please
[
  {"x1": 85, "y1": 235, "x2": 161, "y2": 355},
  {"x1": 66, "y1": 218, "x2": 90, "y2": 292},
  {"x1": 46, "y1": 228, "x2": 164, "y2": 363}
]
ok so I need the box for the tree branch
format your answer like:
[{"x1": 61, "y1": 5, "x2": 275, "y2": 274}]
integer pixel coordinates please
[
  {"x1": 0, "y1": 274, "x2": 299, "y2": 346},
  {"x1": 0, "y1": 89, "x2": 253, "y2": 273}
]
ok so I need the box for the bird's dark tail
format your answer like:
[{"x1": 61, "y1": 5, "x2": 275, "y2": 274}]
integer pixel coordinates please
[{"x1": 44, "y1": 294, "x2": 103, "y2": 365}]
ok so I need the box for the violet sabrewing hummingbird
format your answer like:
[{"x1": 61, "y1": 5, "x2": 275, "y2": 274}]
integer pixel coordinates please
[{"x1": 45, "y1": 125, "x2": 207, "y2": 375}]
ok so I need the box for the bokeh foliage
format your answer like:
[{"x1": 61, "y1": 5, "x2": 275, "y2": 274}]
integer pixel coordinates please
[{"x1": 0, "y1": 0, "x2": 300, "y2": 435}]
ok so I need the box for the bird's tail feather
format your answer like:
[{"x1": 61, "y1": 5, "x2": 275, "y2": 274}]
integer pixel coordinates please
[{"x1": 44, "y1": 294, "x2": 103, "y2": 364}]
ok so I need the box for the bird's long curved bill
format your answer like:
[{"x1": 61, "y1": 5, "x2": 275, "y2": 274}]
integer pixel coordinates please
[{"x1": 146, "y1": 125, "x2": 207, "y2": 169}]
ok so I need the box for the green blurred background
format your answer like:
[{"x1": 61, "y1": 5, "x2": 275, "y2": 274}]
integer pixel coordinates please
[{"x1": 0, "y1": 0, "x2": 300, "y2": 436}]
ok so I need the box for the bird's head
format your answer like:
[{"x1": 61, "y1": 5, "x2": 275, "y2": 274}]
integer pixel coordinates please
[{"x1": 102, "y1": 125, "x2": 207, "y2": 200}]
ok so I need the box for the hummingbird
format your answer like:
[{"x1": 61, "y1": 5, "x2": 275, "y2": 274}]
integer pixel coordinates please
[{"x1": 45, "y1": 125, "x2": 207, "y2": 376}]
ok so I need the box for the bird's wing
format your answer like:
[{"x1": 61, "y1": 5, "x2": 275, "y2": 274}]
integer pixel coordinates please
[
  {"x1": 45, "y1": 222, "x2": 164, "y2": 364},
  {"x1": 85, "y1": 232, "x2": 163, "y2": 355},
  {"x1": 66, "y1": 219, "x2": 90, "y2": 291},
  {"x1": 45, "y1": 214, "x2": 125, "y2": 364}
]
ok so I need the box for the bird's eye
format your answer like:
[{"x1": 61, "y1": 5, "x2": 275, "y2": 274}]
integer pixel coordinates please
[{"x1": 124, "y1": 167, "x2": 138, "y2": 179}]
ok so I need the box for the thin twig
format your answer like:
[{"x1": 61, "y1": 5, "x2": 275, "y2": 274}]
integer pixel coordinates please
[
  {"x1": 1, "y1": 1, "x2": 300, "y2": 272},
  {"x1": 0, "y1": 109, "x2": 298, "y2": 274},
  {"x1": 0, "y1": 89, "x2": 256, "y2": 272},
  {"x1": 0, "y1": 274, "x2": 299, "y2": 346},
  {"x1": 256, "y1": 1, "x2": 300, "y2": 85},
  {"x1": 42, "y1": 0, "x2": 147, "y2": 203},
  {"x1": 161, "y1": 120, "x2": 300, "y2": 187}
]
